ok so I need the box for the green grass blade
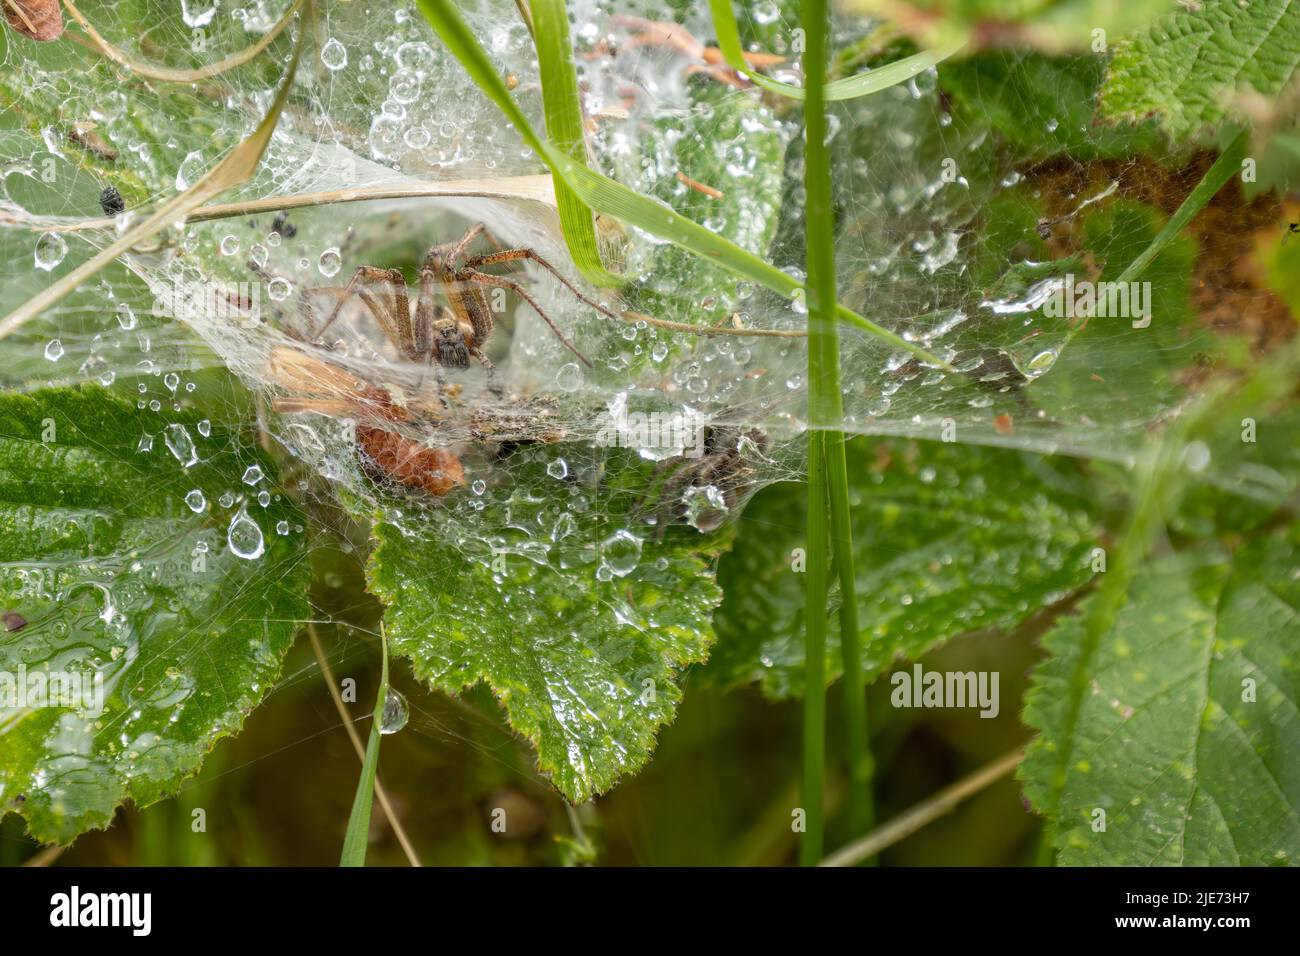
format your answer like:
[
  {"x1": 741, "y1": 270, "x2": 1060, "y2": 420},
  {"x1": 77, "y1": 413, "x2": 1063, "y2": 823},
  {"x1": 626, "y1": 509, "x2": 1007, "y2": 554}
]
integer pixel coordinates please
[
  {"x1": 800, "y1": 0, "x2": 873, "y2": 858},
  {"x1": 707, "y1": 0, "x2": 964, "y2": 101},
  {"x1": 340, "y1": 627, "x2": 389, "y2": 867},
  {"x1": 801, "y1": 0, "x2": 837, "y2": 867},
  {"x1": 413, "y1": 0, "x2": 949, "y2": 368},
  {"x1": 801, "y1": 431, "x2": 829, "y2": 866},
  {"x1": 827, "y1": 437, "x2": 873, "y2": 845},
  {"x1": 526, "y1": 0, "x2": 624, "y2": 287}
]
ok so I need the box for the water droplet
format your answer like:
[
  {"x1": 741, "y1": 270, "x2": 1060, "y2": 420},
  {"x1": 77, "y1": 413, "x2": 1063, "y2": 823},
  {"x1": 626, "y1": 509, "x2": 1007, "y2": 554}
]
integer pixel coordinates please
[
  {"x1": 786, "y1": 372, "x2": 803, "y2": 389},
  {"x1": 380, "y1": 688, "x2": 408, "y2": 734},
  {"x1": 318, "y1": 247, "x2": 341, "y2": 277},
  {"x1": 227, "y1": 508, "x2": 265, "y2": 559},
  {"x1": 320, "y1": 37, "x2": 348, "y2": 71},
  {"x1": 184, "y1": 489, "x2": 207, "y2": 513},
  {"x1": 395, "y1": 41, "x2": 435, "y2": 72},
  {"x1": 276, "y1": 520, "x2": 290, "y2": 535},
  {"x1": 163, "y1": 423, "x2": 198, "y2": 467},
  {"x1": 1182, "y1": 441, "x2": 1211, "y2": 473},
  {"x1": 43, "y1": 339, "x2": 64, "y2": 361},
  {"x1": 197, "y1": 419, "x2": 211, "y2": 437},
  {"x1": 390, "y1": 70, "x2": 421, "y2": 104},
  {"x1": 219, "y1": 235, "x2": 240, "y2": 256},
  {"x1": 404, "y1": 125, "x2": 431, "y2": 150},
  {"x1": 175, "y1": 150, "x2": 204, "y2": 191},
  {"x1": 116, "y1": 303, "x2": 137, "y2": 330},
  {"x1": 34, "y1": 232, "x2": 67, "y2": 271},
  {"x1": 651, "y1": 343, "x2": 669, "y2": 363},
  {"x1": 600, "y1": 530, "x2": 642, "y2": 578},
  {"x1": 555, "y1": 362, "x2": 583, "y2": 391},
  {"x1": 1025, "y1": 349, "x2": 1059, "y2": 378},
  {"x1": 471, "y1": 479, "x2": 486, "y2": 496},
  {"x1": 683, "y1": 484, "x2": 729, "y2": 531},
  {"x1": 267, "y1": 277, "x2": 291, "y2": 301},
  {"x1": 547, "y1": 458, "x2": 569, "y2": 480},
  {"x1": 180, "y1": 0, "x2": 217, "y2": 28},
  {"x1": 242, "y1": 464, "x2": 264, "y2": 485}
]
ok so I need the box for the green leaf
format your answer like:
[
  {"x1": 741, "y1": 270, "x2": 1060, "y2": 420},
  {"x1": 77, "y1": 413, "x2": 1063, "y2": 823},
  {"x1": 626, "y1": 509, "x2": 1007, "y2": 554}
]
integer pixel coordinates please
[
  {"x1": 0, "y1": 386, "x2": 308, "y2": 844},
  {"x1": 1099, "y1": 0, "x2": 1300, "y2": 138},
  {"x1": 1021, "y1": 536, "x2": 1300, "y2": 865},
  {"x1": 849, "y1": 0, "x2": 1179, "y2": 54},
  {"x1": 367, "y1": 446, "x2": 724, "y2": 803},
  {"x1": 940, "y1": 53, "x2": 1163, "y2": 161},
  {"x1": 707, "y1": 438, "x2": 1097, "y2": 698}
]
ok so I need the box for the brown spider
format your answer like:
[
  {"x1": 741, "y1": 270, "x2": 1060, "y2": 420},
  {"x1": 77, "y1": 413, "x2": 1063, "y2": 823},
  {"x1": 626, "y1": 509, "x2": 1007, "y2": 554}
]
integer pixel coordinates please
[
  {"x1": 307, "y1": 222, "x2": 619, "y2": 370},
  {"x1": 643, "y1": 426, "x2": 770, "y2": 534},
  {"x1": 271, "y1": 223, "x2": 619, "y2": 497}
]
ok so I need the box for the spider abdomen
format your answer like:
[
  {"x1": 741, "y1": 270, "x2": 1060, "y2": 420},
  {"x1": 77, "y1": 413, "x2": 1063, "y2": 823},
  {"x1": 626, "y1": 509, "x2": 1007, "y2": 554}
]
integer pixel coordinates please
[{"x1": 356, "y1": 424, "x2": 465, "y2": 496}]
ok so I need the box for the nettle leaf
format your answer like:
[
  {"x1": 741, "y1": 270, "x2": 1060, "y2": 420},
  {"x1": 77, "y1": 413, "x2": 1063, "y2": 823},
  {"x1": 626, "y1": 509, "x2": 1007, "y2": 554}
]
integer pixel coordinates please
[
  {"x1": 1022, "y1": 536, "x2": 1300, "y2": 865},
  {"x1": 706, "y1": 438, "x2": 1097, "y2": 698},
  {"x1": 941, "y1": 53, "x2": 1163, "y2": 161},
  {"x1": 367, "y1": 445, "x2": 725, "y2": 803},
  {"x1": 1099, "y1": 0, "x2": 1300, "y2": 138},
  {"x1": 0, "y1": 386, "x2": 308, "y2": 844}
]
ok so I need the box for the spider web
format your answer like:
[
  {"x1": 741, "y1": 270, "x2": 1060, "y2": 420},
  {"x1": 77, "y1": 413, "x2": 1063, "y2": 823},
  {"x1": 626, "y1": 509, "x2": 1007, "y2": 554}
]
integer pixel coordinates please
[{"x1": 0, "y1": 0, "x2": 1288, "y2": 561}]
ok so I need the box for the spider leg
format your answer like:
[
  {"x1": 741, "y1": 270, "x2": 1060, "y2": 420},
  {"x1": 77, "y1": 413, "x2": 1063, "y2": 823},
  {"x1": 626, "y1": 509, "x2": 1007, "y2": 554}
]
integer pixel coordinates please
[
  {"x1": 313, "y1": 266, "x2": 410, "y2": 353},
  {"x1": 462, "y1": 247, "x2": 622, "y2": 325},
  {"x1": 356, "y1": 288, "x2": 410, "y2": 359},
  {"x1": 460, "y1": 269, "x2": 593, "y2": 367},
  {"x1": 447, "y1": 222, "x2": 488, "y2": 265},
  {"x1": 413, "y1": 264, "x2": 441, "y2": 364}
]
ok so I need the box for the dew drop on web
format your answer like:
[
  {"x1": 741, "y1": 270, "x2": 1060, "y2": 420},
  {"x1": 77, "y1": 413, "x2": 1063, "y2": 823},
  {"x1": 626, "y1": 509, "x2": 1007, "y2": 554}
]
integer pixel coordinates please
[
  {"x1": 163, "y1": 423, "x2": 198, "y2": 467},
  {"x1": 226, "y1": 508, "x2": 265, "y2": 560},
  {"x1": 34, "y1": 232, "x2": 66, "y2": 271}
]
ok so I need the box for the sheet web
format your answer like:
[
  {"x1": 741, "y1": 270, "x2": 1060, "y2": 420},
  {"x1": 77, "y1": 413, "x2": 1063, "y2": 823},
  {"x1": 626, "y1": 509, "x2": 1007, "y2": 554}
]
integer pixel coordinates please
[{"x1": 0, "y1": 0, "x2": 1279, "y2": 576}]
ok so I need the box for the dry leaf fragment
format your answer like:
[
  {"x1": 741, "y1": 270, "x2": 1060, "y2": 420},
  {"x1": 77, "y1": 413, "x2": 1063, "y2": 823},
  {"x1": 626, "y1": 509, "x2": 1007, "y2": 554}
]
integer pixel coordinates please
[{"x1": 3, "y1": 0, "x2": 63, "y2": 41}]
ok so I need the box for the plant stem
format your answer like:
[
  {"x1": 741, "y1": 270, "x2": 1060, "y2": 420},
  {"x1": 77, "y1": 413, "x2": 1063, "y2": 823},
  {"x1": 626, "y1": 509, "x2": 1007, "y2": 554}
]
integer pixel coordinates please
[
  {"x1": 828, "y1": 440, "x2": 873, "y2": 844},
  {"x1": 800, "y1": 0, "x2": 867, "y2": 866},
  {"x1": 822, "y1": 749, "x2": 1024, "y2": 867},
  {"x1": 801, "y1": 431, "x2": 829, "y2": 866}
]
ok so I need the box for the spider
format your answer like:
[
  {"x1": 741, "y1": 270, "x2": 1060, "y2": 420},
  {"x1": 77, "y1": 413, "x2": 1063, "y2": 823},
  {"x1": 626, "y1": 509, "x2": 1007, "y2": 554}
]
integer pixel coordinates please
[
  {"x1": 305, "y1": 222, "x2": 619, "y2": 371},
  {"x1": 642, "y1": 426, "x2": 770, "y2": 534},
  {"x1": 271, "y1": 223, "x2": 620, "y2": 497}
]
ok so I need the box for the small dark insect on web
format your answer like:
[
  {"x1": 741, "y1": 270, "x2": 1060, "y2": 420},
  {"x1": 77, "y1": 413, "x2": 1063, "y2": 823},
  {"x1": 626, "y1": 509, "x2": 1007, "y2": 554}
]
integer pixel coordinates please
[
  {"x1": 98, "y1": 185, "x2": 125, "y2": 216},
  {"x1": 1282, "y1": 221, "x2": 1300, "y2": 245}
]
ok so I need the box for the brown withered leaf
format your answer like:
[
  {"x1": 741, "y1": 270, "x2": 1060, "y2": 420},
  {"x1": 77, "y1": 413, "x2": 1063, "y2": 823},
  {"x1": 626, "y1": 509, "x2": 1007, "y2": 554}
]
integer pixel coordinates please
[{"x1": 3, "y1": 0, "x2": 63, "y2": 41}]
